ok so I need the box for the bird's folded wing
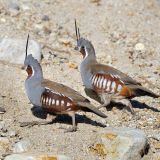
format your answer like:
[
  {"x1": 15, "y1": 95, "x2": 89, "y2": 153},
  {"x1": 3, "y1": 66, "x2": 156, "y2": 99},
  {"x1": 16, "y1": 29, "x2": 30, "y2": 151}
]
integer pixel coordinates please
[
  {"x1": 42, "y1": 79, "x2": 89, "y2": 102},
  {"x1": 91, "y1": 63, "x2": 141, "y2": 85}
]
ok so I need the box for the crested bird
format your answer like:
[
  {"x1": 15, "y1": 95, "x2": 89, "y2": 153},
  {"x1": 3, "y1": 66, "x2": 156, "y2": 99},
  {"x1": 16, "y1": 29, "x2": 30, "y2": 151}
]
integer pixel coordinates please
[
  {"x1": 23, "y1": 35, "x2": 107, "y2": 132},
  {"x1": 74, "y1": 20, "x2": 159, "y2": 114}
]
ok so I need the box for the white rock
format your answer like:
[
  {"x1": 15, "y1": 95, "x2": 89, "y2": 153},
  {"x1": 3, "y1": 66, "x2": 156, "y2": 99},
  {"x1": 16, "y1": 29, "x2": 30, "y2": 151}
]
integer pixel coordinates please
[
  {"x1": 94, "y1": 127, "x2": 148, "y2": 160},
  {"x1": 21, "y1": 5, "x2": 30, "y2": 11},
  {"x1": 5, "y1": 153, "x2": 72, "y2": 160},
  {"x1": 134, "y1": 43, "x2": 145, "y2": 52},
  {"x1": 13, "y1": 139, "x2": 32, "y2": 153},
  {"x1": 0, "y1": 37, "x2": 41, "y2": 64},
  {"x1": 0, "y1": 18, "x2": 6, "y2": 23},
  {"x1": 8, "y1": 130, "x2": 16, "y2": 137}
]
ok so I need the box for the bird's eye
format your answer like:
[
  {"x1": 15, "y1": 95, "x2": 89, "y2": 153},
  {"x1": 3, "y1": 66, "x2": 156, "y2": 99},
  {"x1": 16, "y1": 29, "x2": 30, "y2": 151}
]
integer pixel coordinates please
[{"x1": 81, "y1": 46, "x2": 85, "y2": 49}]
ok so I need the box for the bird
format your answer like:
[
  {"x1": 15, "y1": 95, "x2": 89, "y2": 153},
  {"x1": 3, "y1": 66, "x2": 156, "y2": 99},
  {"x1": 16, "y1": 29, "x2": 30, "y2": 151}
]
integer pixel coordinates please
[
  {"x1": 74, "y1": 20, "x2": 159, "y2": 114},
  {"x1": 23, "y1": 35, "x2": 107, "y2": 132}
]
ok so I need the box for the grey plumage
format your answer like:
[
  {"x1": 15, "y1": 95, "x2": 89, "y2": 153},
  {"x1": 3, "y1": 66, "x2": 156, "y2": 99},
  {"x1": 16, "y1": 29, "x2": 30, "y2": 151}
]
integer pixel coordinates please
[{"x1": 24, "y1": 54, "x2": 45, "y2": 106}]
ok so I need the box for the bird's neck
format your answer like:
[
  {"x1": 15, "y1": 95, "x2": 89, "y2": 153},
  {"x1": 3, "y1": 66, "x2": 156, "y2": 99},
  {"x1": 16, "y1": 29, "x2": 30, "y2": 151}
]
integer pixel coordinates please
[
  {"x1": 80, "y1": 49, "x2": 97, "y2": 89},
  {"x1": 26, "y1": 65, "x2": 43, "y2": 85},
  {"x1": 81, "y1": 47, "x2": 97, "y2": 68},
  {"x1": 25, "y1": 66, "x2": 44, "y2": 106}
]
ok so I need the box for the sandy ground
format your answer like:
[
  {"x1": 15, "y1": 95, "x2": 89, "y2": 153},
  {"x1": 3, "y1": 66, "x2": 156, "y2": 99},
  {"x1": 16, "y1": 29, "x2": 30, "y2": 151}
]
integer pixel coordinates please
[{"x1": 0, "y1": 0, "x2": 160, "y2": 159}]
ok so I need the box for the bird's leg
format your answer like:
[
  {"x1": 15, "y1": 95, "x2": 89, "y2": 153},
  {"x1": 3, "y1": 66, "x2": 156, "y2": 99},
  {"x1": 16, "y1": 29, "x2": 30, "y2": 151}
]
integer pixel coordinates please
[
  {"x1": 97, "y1": 94, "x2": 111, "y2": 109},
  {"x1": 113, "y1": 98, "x2": 135, "y2": 114},
  {"x1": 97, "y1": 101, "x2": 110, "y2": 109},
  {"x1": 65, "y1": 112, "x2": 77, "y2": 132},
  {"x1": 84, "y1": 88, "x2": 101, "y2": 103},
  {"x1": 20, "y1": 114, "x2": 55, "y2": 127}
]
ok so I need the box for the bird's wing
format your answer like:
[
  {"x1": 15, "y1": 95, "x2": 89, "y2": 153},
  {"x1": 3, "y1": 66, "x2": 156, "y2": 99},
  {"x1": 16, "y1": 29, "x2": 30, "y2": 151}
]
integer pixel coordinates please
[
  {"x1": 91, "y1": 63, "x2": 141, "y2": 85},
  {"x1": 41, "y1": 79, "x2": 89, "y2": 103}
]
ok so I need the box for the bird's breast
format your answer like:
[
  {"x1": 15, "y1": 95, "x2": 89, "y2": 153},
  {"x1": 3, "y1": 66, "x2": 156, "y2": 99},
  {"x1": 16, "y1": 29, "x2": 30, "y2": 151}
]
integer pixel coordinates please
[
  {"x1": 80, "y1": 64, "x2": 93, "y2": 89},
  {"x1": 25, "y1": 80, "x2": 44, "y2": 106}
]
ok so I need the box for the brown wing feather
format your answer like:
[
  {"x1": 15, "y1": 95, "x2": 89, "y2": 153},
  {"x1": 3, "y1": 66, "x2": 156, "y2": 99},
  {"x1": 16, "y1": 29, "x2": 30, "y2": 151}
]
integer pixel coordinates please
[
  {"x1": 42, "y1": 79, "x2": 89, "y2": 103},
  {"x1": 90, "y1": 63, "x2": 141, "y2": 85}
]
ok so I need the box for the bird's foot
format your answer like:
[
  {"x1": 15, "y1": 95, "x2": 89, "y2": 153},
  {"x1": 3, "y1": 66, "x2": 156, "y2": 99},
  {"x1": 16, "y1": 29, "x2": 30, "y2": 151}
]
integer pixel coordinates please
[
  {"x1": 65, "y1": 126, "x2": 77, "y2": 132},
  {"x1": 59, "y1": 126, "x2": 77, "y2": 132}
]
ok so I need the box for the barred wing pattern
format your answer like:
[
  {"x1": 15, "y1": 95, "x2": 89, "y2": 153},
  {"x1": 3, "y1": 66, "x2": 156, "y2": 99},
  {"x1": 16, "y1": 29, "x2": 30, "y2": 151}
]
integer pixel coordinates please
[
  {"x1": 41, "y1": 87, "x2": 74, "y2": 113},
  {"x1": 91, "y1": 73, "x2": 133, "y2": 97}
]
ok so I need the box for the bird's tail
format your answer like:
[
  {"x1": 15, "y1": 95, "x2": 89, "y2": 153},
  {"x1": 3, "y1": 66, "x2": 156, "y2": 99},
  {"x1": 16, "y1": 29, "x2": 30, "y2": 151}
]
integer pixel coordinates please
[
  {"x1": 76, "y1": 102, "x2": 107, "y2": 118},
  {"x1": 128, "y1": 85, "x2": 159, "y2": 98}
]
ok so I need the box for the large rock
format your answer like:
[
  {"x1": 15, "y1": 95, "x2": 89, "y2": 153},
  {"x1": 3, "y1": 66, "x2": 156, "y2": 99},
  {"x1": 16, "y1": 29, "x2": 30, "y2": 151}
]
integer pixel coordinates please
[
  {"x1": 4, "y1": 153, "x2": 71, "y2": 160},
  {"x1": 92, "y1": 127, "x2": 148, "y2": 160},
  {"x1": 0, "y1": 37, "x2": 41, "y2": 64}
]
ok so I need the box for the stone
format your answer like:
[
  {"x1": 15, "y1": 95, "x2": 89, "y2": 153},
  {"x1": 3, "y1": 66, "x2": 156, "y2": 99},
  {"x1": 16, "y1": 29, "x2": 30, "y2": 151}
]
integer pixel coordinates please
[
  {"x1": 42, "y1": 15, "x2": 50, "y2": 21},
  {"x1": 13, "y1": 139, "x2": 32, "y2": 153},
  {"x1": 8, "y1": 3, "x2": 20, "y2": 17},
  {"x1": 8, "y1": 130, "x2": 16, "y2": 137},
  {"x1": 68, "y1": 62, "x2": 78, "y2": 69},
  {"x1": 1, "y1": 18, "x2": 6, "y2": 23},
  {"x1": 4, "y1": 153, "x2": 72, "y2": 160},
  {"x1": 58, "y1": 38, "x2": 72, "y2": 47},
  {"x1": 148, "y1": 133, "x2": 160, "y2": 141},
  {"x1": 134, "y1": 43, "x2": 145, "y2": 52},
  {"x1": 0, "y1": 121, "x2": 5, "y2": 130},
  {"x1": 92, "y1": 127, "x2": 148, "y2": 160},
  {"x1": 0, "y1": 137, "x2": 10, "y2": 151},
  {"x1": 0, "y1": 37, "x2": 41, "y2": 64},
  {"x1": 21, "y1": 4, "x2": 30, "y2": 11},
  {"x1": 0, "y1": 107, "x2": 6, "y2": 114},
  {"x1": 8, "y1": 3, "x2": 20, "y2": 11}
]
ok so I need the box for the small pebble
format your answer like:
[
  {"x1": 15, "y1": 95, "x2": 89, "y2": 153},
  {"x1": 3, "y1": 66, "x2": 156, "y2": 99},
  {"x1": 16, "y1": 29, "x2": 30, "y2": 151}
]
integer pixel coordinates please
[
  {"x1": 8, "y1": 130, "x2": 17, "y2": 137},
  {"x1": 8, "y1": 3, "x2": 20, "y2": 11},
  {"x1": 0, "y1": 107, "x2": 6, "y2": 114},
  {"x1": 134, "y1": 43, "x2": 145, "y2": 52},
  {"x1": 42, "y1": 15, "x2": 50, "y2": 21},
  {"x1": 68, "y1": 62, "x2": 78, "y2": 69}
]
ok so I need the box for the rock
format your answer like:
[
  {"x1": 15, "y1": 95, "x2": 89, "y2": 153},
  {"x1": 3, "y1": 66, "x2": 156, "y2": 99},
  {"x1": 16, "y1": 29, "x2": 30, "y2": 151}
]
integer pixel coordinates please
[
  {"x1": 8, "y1": 3, "x2": 20, "y2": 11},
  {"x1": 92, "y1": 127, "x2": 148, "y2": 160},
  {"x1": 68, "y1": 62, "x2": 78, "y2": 69},
  {"x1": 8, "y1": 3, "x2": 20, "y2": 17},
  {"x1": 148, "y1": 134, "x2": 160, "y2": 141},
  {"x1": 0, "y1": 107, "x2": 6, "y2": 114},
  {"x1": 41, "y1": 15, "x2": 50, "y2": 21},
  {"x1": 1, "y1": 18, "x2": 6, "y2": 23},
  {"x1": 13, "y1": 139, "x2": 32, "y2": 153},
  {"x1": 110, "y1": 32, "x2": 120, "y2": 43},
  {"x1": 0, "y1": 37, "x2": 41, "y2": 64},
  {"x1": 21, "y1": 4, "x2": 30, "y2": 11},
  {"x1": 0, "y1": 137, "x2": 10, "y2": 151},
  {"x1": 34, "y1": 24, "x2": 44, "y2": 31},
  {"x1": 134, "y1": 43, "x2": 145, "y2": 52},
  {"x1": 0, "y1": 121, "x2": 5, "y2": 130},
  {"x1": 4, "y1": 153, "x2": 71, "y2": 160},
  {"x1": 8, "y1": 130, "x2": 17, "y2": 137},
  {"x1": 58, "y1": 38, "x2": 72, "y2": 47}
]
